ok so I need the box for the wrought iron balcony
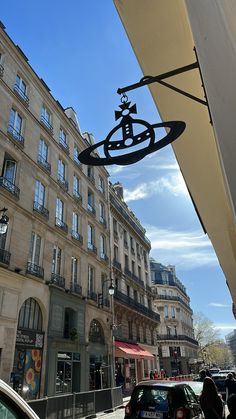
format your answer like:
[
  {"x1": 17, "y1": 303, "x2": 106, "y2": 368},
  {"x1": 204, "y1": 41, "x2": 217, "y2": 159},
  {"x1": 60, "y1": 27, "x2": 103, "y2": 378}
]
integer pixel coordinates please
[
  {"x1": 124, "y1": 266, "x2": 132, "y2": 278},
  {"x1": 99, "y1": 217, "x2": 107, "y2": 228},
  {"x1": 33, "y1": 201, "x2": 49, "y2": 219},
  {"x1": 57, "y1": 174, "x2": 68, "y2": 191},
  {"x1": 100, "y1": 253, "x2": 108, "y2": 262},
  {"x1": 40, "y1": 115, "x2": 53, "y2": 134},
  {"x1": 0, "y1": 177, "x2": 20, "y2": 198},
  {"x1": 26, "y1": 262, "x2": 44, "y2": 278},
  {"x1": 87, "y1": 204, "x2": 96, "y2": 216},
  {"x1": 73, "y1": 190, "x2": 82, "y2": 204},
  {"x1": 37, "y1": 154, "x2": 51, "y2": 172},
  {"x1": 87, "y1": 290, "x2": 97, "y2": 302},
  {"x1": 113, "y1": 259, "x2": 122, "y2": 271},
  {"x1": 71, "y1": 230, "x2": 83, "y2": 244},
  {"x1": 7, "y1": 125, "x2": 24, "y2": 146},
  {"x1": 0, "y1": 64, "x2": 4, "y2": 77},
  {"x1": 157, "y1": 334, "x2": 198, "y2": 346},
  {"x1": 70, "y1": 282, "x2": 82, "y2": 295},
  {"x1": 0, "y1": 248, "x2": 11, "y2": 265},
  {"x1": 114, "y1": 289, "x2": 160, "y2": 322},
  {"x1": 59, "y1": 138, "x2": 69, "y2": 154},
  {"x1": 50, "y1": 273, "x2": 65, "y2": 288},
  {"x1": 55, "y1": 218, "x2": 68, "y2": 233},
  {"x1": 158, "y1": 294, "x2": 192, "y2": 312},
  {"x1": 14, "y1": 84, "x2": 29, "y2": 106},
  {"x1": 88, "y1": 243, "x2": 97, "y2": 254}
]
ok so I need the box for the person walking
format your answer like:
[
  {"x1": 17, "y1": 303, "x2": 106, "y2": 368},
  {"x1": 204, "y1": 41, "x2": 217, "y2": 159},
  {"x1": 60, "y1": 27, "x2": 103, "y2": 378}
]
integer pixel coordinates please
[
  {"x1": 199, "y1": 377, "x2": 224, "y2": 419},
  {"x1": 225, "y1": 373, "x2": 236, "y2": 401},
  {"x1": 227, "y1": 393, "x2": 236, "y2": 418}
]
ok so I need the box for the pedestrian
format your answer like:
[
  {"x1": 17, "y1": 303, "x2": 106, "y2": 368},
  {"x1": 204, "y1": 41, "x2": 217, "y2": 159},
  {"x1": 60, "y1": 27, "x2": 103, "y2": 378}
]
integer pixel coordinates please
[
  {"x1": 225, "y1": 372, "x2": 236, "y2": 401},
  {"x1": 198, "y1": 369, "x2": 207, "y2": 381},
  {"x1": 227, "y1": 393, "x2": 236, "y2": 418},
  {"x1": 199, "y1": 376, "x2": 224, "y2": 419},
  {"x1": 149, "y1": 370, "x2": 154, "y2": 380},
  {"x1": 153, "y1": 370, "x2": 158, "y2": 380},
  {"x1": 206, "y1": 368, "x2": 212, "y2": 377}
]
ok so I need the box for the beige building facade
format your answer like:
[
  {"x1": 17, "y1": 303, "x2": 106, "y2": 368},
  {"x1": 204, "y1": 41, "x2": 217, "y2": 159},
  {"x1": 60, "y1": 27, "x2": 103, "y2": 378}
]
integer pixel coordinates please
[
  {"x1": 110, "y1": 183, "x2": 160, "y2": 391},
  {"x1": 150, "y1": 259, "x2": 198, "y2": 376},
  {"x1": 0, "y1": 22, "x2": 112, "y2": 398}
]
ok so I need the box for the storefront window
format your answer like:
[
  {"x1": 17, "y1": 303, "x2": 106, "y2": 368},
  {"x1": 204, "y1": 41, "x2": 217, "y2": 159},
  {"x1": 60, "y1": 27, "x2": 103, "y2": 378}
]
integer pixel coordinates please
[{"x1": 56, "y1": 352, "x2": 80, "y2": 393}]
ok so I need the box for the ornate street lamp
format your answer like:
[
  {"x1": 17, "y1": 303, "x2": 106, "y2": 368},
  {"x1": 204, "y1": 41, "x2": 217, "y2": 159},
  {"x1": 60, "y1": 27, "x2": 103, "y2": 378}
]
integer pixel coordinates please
[{"x1": 0, "y1": 208, "x2": 9, "y2": 235}]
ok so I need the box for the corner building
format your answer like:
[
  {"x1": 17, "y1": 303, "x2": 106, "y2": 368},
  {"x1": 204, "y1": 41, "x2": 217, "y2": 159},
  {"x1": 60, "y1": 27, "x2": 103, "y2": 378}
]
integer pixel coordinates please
[
  {"x1": 0, "y1": 22, "x2": 112, "y2": 398},
  {"x1": 110, "y1": 183, "x2": 160, "y2": 392},
  {"x1": 150, "y1": 259, "x2": 198, "y2": 377}
]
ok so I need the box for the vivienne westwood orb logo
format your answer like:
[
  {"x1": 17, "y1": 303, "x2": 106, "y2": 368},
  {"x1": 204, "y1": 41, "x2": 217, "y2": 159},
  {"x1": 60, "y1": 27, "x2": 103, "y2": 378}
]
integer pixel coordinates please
[{"x1": 78, "y1": 95, "x2": 186, "y2": 166}]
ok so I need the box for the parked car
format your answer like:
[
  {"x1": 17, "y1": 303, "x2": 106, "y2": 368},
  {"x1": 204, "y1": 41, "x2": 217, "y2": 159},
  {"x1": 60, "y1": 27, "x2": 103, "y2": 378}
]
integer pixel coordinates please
[
  {"x1": 124, "y1": 380, "x2": 204, "y2": 418},
  {"x1": 0, "y1": 379, "x2": 39, "y2": 419},
  {"x1": 180, "y1": 381, "x2": 203, "y2": 401},
  {"x1": 211, "y1": 373, "x2": 227, "y2": 400}
]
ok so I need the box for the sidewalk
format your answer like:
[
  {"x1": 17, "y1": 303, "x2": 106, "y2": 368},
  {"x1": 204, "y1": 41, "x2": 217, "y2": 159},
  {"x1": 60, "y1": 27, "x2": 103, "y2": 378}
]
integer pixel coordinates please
[{"x1": 96, "y1": 396, "x2": 130, "y2": 417}]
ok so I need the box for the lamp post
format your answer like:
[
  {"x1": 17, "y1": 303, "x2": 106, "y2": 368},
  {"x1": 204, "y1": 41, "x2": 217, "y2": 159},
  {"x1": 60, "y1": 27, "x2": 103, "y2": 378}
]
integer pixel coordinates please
[{"x1": 0, "y1": 208, "x2": 9, "y2": 235}]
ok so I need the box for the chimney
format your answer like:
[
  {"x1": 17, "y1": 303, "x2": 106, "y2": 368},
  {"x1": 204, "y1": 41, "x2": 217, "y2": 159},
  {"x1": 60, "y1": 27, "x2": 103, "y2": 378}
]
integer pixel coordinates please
[{"x1": 113, "y1": 182, "x2": 124, "y2": 199}]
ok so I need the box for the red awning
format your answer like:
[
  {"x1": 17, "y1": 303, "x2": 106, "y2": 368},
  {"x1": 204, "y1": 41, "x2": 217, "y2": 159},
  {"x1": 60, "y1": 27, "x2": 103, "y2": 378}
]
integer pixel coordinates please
[{"x1": 115, "y1": 340, "x2": 154, "y2": 359}]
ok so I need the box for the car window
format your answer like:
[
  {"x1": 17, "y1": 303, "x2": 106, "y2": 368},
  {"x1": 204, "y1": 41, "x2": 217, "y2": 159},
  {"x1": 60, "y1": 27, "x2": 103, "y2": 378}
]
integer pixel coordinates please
[
  {"x1": 184, "y1": 386, "x2": 198, "y2": 403},
  {"x1": 0, "y1": 399, "x2": 20, "y2": 418},
  {"x1": 131, "y1": 386, "x2": 169, "y2": 410}
]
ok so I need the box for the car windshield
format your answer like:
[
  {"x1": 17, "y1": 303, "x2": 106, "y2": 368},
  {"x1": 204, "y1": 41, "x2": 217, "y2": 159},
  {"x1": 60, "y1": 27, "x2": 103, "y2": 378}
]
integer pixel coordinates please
[
  {"x1": 131, "y1": 386, "x2": 169, "y2": 411},
  {"x1": 186, "y1": 381, "x2": 203, "y2": 395}
]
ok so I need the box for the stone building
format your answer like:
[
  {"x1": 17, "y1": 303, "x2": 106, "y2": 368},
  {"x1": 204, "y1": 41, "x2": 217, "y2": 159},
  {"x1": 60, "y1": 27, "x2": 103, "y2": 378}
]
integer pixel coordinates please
[
  {"x1": 0, "y1": 22, "x2": 112, "y2": 398},
  {"x1": 110, "y1": 183, "x2": 160, "y2": 391},
  {"x1": 150, "y1": 258, "x2": 198, "y2": 376}
]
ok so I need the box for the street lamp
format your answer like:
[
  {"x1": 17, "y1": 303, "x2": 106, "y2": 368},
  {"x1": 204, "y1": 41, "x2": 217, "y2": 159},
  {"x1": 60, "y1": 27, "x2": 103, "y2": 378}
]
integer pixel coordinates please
[
  {"x1": 0, "y1": 208, "x2": 9, "y2": 235},
  {"x1": 98, "y1": 279, "x2": 115, "y2": 307}
]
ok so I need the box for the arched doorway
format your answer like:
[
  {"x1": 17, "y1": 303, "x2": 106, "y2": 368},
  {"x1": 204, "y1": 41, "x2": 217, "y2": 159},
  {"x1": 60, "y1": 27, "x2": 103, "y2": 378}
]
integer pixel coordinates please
[
  {"x1": 89, "y1": 319, "x2": 109, "y2": 390},
  {"x1": 13, "y1": 298, "x2": 44, "y2": 400}
]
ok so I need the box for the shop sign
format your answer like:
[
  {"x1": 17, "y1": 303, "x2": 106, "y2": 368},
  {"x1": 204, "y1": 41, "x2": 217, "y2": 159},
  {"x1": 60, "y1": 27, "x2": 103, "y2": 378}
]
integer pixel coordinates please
[{"x1": 16, "y1": 329, "x2": 44, "y2": 348}]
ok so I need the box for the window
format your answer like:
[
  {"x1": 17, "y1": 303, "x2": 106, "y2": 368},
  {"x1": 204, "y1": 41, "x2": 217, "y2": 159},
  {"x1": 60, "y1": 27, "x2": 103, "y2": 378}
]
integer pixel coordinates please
[
  {"x1": 88, "y1": 265, "x2": 94, "y2": 292},
  {"x1": 56, "y1": 198, "x2": 64, "y2": 221},
  {"x1": 167, "y1": 326, "x2": 171, "y2": 337},
  {"x1": 8, "y1": 108, "x2": 23, "y2": 143},
  {"x1": 34, "y1": 180, "x2": 45, "y2": 206},
  {"x1": 100, "y1": 235, "x2": 106, "y2": 259},
  {"x1": 114, "y1": 245, "x2": 119, "y2": 261},
  {"x1": 143, "y1": 326, "x2": 147, "y2": 343},
  {"x1": 125, "y1": 254, "x2": 129, "y2": 269},
  {"x1": 59, "y1": 128, "x2": 67, "y2": 145},
  {"x1": 127, "y1": 285, "x2": 130, "y2": 297},
  {"x1": 171, "y1": 307, "x2": 176, "y2": 318},
  {"x1": 71, "y1": 257, "x2": 78, "y2": 284},
  {"x1": 136, "y1": 324, "x2": 140, "y2": 341},
  {"x1": 73, "y1": 175, "x2": 80, "y2": 195},
  {"x1": 132, "y1": 260, "x2": 135, "y2": 274},
  {"x1": 138, "y1": 265, "x2": 141, "y2": 279},
  {"x1": 87, "y1": 165, "x2": 94, "y2": 179},
  {"x1": 98, "y1": 175, "x2": 105, "y2": 193},
  {"x1": 18, "y1": 298, "x2": 42, "y2": 331},
  {"x1": 88, "y1": 223, "x2": 95, "y2": 250},
  {"x1": 0, "y1": 230, "x2": 7, "y2": 251},
  {"x1": 134, "y1": 290, "x2": 138, "y2": 301},
  {"x1": 124, "y1": 229, "x2": 128, "y2": 247},
  {"x1": 14, "y1": 74, "x2": 28, "y2": 104},
  {"x1": 52, "y1": 246, "x2": 62, "y2": 275},
  {"x1": 38, "y1": 138, "x2": 50, "y2": 171},
  {"x1": 28, "y1": 232, "x2": 41, "y2": 265},
  {"x1": 2, "y1": 159, "x2": 16, "y2": 183},
  {"x1": 41, "y1": 105, "x2": 52, "y2": 131},
  {"x1": 88, "y1": 189, "x2": 94, "y2": 209},
  {"x1": 72, "y1": 212, "x2": 79, "y2": 233},
  {"x1": 73, "y1": 144, "x2": 81, "y2": 165},
  {"x1": 136, "y1": 242, "x2": 140, "y2": 257},
  {"x1": 140, "y1": 294, "x2": 144, "y2": 305},
  {"x1": 164, "y1": 305, "x2": 168, "y2": 318},
  {"x1": 130, "y1": 236, "x2": 134, "y2": 251},
  {"x1": 58, "y1": 159, "x2": 66, "y2": 181},
  {"x1": 113, "y1": 218, "x2": 118, "y2": 233},
  {"x1": 128, "y1": 320, "x2": 133, "y2": 340}
]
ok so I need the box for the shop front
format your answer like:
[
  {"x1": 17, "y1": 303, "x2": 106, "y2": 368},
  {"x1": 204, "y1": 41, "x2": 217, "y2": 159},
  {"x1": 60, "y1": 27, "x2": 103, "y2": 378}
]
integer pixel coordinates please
[
  {"x1": 88, "y1": 319, "x2": 110, "y2": 390},
  {"x1": 115, "y1": 341, "x2": 154, "y2": 391}
]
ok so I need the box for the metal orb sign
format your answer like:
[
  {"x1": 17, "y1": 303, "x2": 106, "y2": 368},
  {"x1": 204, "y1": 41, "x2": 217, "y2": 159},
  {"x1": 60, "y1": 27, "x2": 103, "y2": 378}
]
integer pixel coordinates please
[{"x1": 78, "y1": 95, "x2": 186, "y2": 166}]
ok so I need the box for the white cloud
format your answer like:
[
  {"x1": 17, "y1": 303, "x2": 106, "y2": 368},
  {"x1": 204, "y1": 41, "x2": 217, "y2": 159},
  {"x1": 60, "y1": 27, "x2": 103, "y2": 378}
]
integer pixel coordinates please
[
  {"x1": 145, "y1": 225, "x2": 218, "y2": 269},
  {"x1": 124, "y1": 173, "x2": 188, "y2": 202},
  {"x1": 209, "y1": 303, "x2": 231, "y2": 308}
]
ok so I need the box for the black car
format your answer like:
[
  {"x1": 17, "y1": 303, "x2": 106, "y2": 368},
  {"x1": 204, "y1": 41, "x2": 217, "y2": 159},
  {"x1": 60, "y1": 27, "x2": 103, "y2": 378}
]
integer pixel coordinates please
[{"x1": 124, "y1": 380, "x2": 203, "y2": 418}]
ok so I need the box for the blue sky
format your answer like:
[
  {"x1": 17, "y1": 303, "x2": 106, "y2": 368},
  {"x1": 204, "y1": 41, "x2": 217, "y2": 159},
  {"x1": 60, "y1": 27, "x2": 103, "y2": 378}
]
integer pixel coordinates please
[{"x1": 1, "y1": 0, "x2": 235, "y2": 338}]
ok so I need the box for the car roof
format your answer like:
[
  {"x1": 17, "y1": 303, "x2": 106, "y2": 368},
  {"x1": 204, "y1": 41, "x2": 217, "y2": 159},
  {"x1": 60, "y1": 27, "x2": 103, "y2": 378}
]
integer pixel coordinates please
[
  {"x1": 136, "y1": 380, "x2": 187, "y2": 388},
  {"x1": 0, "y1": 379, "x2": 39, "y2": 419}
]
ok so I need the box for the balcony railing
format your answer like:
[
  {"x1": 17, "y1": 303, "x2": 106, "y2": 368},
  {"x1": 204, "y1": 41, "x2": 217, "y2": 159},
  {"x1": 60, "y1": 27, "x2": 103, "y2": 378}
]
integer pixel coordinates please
[
  {"x1": 158, "y1": 294, "x2": 192, "y2": 312},
  {"x1": 40, "y1": 115, "x2": 53, "y2": 134},
  {"x1": 124, "y1": 267, "x2": 132, "y2": 278},
  {"x1": 57, "y1": 175, "x2": 68, "y2": 191},
  {"x1": 33, "y1": 201, "x2": 49, "y2": 219},
  {"x1": 131, "y1": 273, "x2": 145, "y2": 288},
  {"x1": 113, "y1": 259, "x2": 122, "y2": 271},
  {"x1": 157, "y1": 334, "x2": 198, "y2": 346},
  {"x1": 87, "y1": 204, "x2": 96, "y2": 216},
  {"x1": 7, "y1": 125, "x2": 24, "y2": 146},
  {"x1": 73, "y1": 190, "x2": 82, "y2": 204},
  {"x1": 26, "y1": 262, "x2": 44, "y2": 278},
  {"x1": 71, "y1": 231, "x2": 83, "y2": 244},
  {"x1": 37, "y1": 154, "x2": 51, "y2": 172},
  {"x1": 55, "y1": 218, "x2": 68, "y2": 233},
  {"x1": 50, "y1": 273, "x2": 65, "y2": 288},
  {"x1": 0, "y1": 64, "x2": 4, "y2": 77},
  {"x1": 70, "y1": 282, "x2": 82, "y2": 295},
  {"x1": 14, "y1": 84, "x2": 29, "y2": 106},
  {"x1": 0, "y1": 177, "x2": 20, "y2": 198},
  {"x1": 59, "y1": 138, "x2": 69, "y2": 154},
  {"x1": 99, "y1": 217, "x2": 107, "y2": 228},
  {"x1": 87, "y1": 291, "x2": 97, "y2": 302},
  {"x1": 88, "y1": 243, "x2": 97, "y2": 254},
  {"x1": 0, "y1": 248, "x2": 11, "y2": 265},
  {"x1": 114, "y1": 289, "x2": 160, "y2": 322}
]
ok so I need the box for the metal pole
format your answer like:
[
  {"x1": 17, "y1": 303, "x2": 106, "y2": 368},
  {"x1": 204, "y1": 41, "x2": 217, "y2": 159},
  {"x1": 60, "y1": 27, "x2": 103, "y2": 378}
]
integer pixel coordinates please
[{"x1": 110, "y1": 293, "x2": 116, "y2": 388}]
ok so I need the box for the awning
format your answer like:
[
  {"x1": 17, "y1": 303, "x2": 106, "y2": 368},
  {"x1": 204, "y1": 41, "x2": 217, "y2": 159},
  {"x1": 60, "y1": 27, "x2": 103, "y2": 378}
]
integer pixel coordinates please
[{"x1": 115, "y1": 340, "x2": 154, "y2": 360}]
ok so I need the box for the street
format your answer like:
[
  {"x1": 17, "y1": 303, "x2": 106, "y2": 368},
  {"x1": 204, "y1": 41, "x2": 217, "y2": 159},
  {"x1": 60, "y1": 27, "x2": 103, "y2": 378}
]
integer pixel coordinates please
[{"x1": 98, "y1": 407, "x2": 125, "y2": 419}]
